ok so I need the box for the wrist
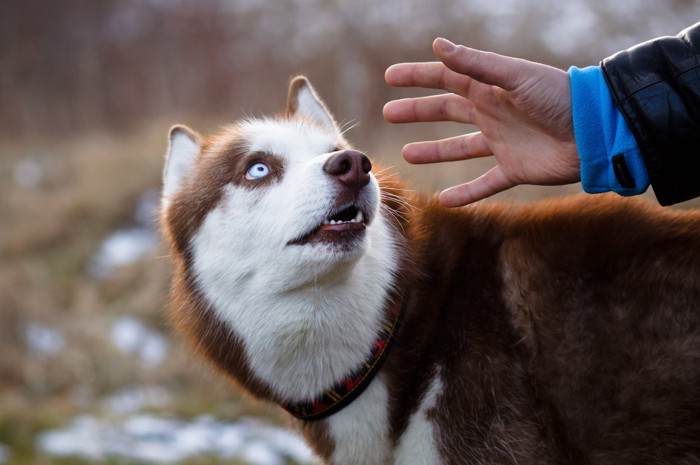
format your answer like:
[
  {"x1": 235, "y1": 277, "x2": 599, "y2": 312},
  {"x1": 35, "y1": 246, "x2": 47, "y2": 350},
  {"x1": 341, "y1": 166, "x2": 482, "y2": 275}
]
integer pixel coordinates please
[{"x1": 568, "y1": 66, "x2": 649, "y2": 196}]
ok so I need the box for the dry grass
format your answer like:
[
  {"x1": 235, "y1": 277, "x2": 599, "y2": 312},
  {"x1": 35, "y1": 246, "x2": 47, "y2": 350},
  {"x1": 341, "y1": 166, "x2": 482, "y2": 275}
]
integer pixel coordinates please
[{"x1": 2, "y1": 125, "x2": 164, "y2": 390}]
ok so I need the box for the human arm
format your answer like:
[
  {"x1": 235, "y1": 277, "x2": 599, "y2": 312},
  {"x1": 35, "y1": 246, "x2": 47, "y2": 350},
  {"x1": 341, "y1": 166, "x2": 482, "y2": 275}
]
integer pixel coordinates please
[{"x1": 385, "y1": 24, "x2": 700, "y2": 207}]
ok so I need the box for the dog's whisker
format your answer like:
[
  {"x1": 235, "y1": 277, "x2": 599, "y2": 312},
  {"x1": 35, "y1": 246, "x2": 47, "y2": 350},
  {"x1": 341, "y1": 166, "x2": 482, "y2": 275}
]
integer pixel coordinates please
[{"x1": 338, "y1": 119, "x2": 360, "y2": 136}]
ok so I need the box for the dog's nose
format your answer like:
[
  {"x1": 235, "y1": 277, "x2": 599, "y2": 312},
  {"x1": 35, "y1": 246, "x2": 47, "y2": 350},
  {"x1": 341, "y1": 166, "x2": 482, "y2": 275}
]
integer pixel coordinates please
[{"x1": 323, "y1": 150, "x2": 372, "y2": 188}]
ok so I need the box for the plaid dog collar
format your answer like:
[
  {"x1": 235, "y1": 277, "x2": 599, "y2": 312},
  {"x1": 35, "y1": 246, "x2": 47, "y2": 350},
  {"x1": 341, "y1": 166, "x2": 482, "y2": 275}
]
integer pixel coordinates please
[{"x1": 282, "y1": 298, "x2": 403, "y2": 421}]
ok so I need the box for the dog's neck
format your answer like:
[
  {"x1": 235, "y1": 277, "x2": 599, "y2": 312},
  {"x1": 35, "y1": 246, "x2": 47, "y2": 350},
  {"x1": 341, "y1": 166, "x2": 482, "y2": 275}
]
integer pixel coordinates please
[{"x1": 282, "y1": 295, "x2": 403, "y2": 420}]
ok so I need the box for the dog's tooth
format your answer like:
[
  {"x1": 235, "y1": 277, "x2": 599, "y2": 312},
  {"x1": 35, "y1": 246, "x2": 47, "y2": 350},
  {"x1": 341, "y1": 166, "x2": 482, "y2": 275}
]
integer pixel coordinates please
[{"x1": 356, "y1": 211, "x2": 364, "y2": 223}]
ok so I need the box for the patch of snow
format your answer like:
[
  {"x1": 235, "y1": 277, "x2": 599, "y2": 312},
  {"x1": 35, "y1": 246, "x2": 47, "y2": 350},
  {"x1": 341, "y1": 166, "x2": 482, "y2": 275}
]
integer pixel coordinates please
[
  {"x1": 104, "y1": 386, "x2": 173, "y2": 414},
  {"x1": 89, "y1": 228, "x2": 159, "y2": 279},
  {"x1": 25, "y1": 322, "x2": 64, "y2": 356},
  {"x1": 37, "y1": 414, "x2": 316, "y2": 465},
  {"x1": 89, "y1": 189, "x2": 160, "y2": 279},
  {"x1": 38, "y1": 416, "x2": 106, "y2": 460},
  {"x1": 242, "y1": 440, "x2": 285, "y2": 465},
  {"x1": 0, "y1": 444, "x2": 10, "y2": 464},
  {"x1": 111, "y1": 316, "x2": 169, "y2": 367}
]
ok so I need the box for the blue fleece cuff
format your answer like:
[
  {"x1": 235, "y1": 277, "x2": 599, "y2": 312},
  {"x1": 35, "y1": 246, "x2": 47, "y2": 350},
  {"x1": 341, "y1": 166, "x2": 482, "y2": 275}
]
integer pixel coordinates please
[{"x1": 568, "y1": 66, "x2": 649, "y2": 196}]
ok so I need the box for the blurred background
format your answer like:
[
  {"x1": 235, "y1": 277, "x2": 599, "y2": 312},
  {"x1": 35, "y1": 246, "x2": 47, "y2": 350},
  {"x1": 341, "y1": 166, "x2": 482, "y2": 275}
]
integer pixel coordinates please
[{"x1": 1, "y1": 1, "x2": 698, "y2": 463}]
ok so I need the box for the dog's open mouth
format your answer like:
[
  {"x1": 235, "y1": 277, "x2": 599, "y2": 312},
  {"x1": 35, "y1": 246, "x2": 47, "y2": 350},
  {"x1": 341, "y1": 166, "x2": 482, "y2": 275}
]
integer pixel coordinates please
[
  {"x1": 323, "y1": 205, "x2": 364, "y2": 226},
  {"x1": 288, "y1": 205, "x2": 368, "y2": 246}
]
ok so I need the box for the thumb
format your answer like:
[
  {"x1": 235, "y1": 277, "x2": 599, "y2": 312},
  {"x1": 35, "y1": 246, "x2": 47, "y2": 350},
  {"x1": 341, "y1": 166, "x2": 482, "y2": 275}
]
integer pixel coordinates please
[{"x1": 433, "y1": 38, "x2": 523, "y2": 91}]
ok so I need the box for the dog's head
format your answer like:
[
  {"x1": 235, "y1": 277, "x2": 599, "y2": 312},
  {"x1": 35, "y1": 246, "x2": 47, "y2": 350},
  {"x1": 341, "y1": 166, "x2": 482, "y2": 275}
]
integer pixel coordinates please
[{"x1": 161, "y1": 77, "x2": 391, "y2": 288}]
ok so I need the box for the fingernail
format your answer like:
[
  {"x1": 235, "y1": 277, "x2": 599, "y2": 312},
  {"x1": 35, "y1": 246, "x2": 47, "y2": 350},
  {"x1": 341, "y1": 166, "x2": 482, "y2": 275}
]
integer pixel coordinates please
[{"x1": 436, "y1": 37, "x2": 456, "y2": 53}]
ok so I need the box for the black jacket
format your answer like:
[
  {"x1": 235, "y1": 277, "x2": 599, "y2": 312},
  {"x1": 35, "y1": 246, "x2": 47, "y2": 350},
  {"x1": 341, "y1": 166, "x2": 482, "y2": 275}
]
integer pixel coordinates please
[{"x1": 602, "y1": 22, "x2": 700, "y2": 206}]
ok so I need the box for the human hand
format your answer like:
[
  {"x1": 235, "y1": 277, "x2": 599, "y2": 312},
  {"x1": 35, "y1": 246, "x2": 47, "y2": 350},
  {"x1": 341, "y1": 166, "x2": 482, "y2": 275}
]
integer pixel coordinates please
[{"x1": 383, "y1": 38, "x2": 581, "y2": 207}]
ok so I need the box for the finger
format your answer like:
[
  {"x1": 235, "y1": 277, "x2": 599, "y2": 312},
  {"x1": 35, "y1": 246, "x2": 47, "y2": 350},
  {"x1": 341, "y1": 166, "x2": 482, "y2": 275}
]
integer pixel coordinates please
[
  {"x1": 383, "y1": 94, "x2": 474, "y2": 124},
  {"x1": 438, "y1": 166, "x2": 515, "y2": 207},
  {"x1": 403, "y1": 132, "x2": 491, "y2": 164},
  {"x1": 385, "y1": 62, "x2": 443, "y2": 87},
  {"x1": 385, "y1": 62, "x2": 472, "y2": 96},
  {"x1": 433, "y1": 38, "x2": 525, "y2": 91}
]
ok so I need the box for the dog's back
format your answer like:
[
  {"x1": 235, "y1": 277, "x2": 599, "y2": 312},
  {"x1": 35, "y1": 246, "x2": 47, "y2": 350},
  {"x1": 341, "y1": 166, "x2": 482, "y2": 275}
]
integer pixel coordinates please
[
  {"x1": 381, "y1": 195, "x2": 700, "y2": 464},
  {"x1": 161, "y1": 77, "x2": 700, "y2": 465}
]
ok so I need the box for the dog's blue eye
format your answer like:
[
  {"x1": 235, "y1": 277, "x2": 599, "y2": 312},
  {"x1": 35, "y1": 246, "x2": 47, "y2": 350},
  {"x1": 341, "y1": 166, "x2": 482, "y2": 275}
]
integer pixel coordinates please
[{"x1": 246, "y1": 162, "x2": 270, "y2": 180}]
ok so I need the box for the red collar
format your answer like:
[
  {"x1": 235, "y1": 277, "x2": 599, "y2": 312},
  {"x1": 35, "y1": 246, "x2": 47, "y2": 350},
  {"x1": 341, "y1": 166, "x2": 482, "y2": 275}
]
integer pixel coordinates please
[{"x1": 282, "y1": 298, "x2": 403, "y2": 421}]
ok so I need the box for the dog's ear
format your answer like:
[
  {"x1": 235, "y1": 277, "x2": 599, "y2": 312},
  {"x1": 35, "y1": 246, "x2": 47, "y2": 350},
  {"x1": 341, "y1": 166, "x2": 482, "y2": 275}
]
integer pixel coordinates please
[
  {"x1": 163, "y1": 125, "x2": 201, "y2": 201},
  {"x1": 286, "y1": 76, "x2": 340, "y2": 134}
]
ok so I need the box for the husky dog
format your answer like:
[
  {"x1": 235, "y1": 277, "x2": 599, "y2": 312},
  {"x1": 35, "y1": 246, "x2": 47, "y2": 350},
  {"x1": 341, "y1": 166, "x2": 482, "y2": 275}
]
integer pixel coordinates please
[{"x1": 160, "y1": 77, "x2": 700, "y2": 465}]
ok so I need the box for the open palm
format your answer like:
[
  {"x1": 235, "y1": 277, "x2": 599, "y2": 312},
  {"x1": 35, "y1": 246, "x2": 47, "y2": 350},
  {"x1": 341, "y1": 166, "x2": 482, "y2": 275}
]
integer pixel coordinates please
[{"x1": 384, "y1": 38, "x2": 580, "y2": 207}]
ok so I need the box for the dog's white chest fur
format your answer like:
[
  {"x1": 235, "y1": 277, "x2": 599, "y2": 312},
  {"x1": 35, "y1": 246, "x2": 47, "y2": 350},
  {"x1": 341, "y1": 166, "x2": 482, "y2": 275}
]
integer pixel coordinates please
[
  {"x1": 393, "y1": 367, "x2": 443, "y2": 465},
  {"x1": 323, "y1": 370, "x2": 444, "y2": 465},
  {"x1": 325, "y1": 375, "x2": 393, "y2": 464}
]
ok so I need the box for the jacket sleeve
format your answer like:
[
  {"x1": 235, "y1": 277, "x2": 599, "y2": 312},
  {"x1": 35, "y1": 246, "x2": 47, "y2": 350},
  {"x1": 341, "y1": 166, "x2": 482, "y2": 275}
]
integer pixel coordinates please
[
  {"x1": 569, "y1": 65, "x2": 649, "y2": 197},
  {"x1": 602, "y1": 22, "x2": 700, "y2": 206}
]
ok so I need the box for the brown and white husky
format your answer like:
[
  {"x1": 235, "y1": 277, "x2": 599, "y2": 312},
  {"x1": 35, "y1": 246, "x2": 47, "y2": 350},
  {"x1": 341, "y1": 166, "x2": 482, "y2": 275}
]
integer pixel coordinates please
[{"x1": 160, "y1": 77, "x2": 700, "y2": 465}]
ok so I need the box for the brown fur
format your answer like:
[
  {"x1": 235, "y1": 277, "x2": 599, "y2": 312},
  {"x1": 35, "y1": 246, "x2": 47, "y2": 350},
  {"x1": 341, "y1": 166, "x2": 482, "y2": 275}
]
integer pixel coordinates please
[{"x1": 377, "y1": 195, "x2": 700, "y2": 464}]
